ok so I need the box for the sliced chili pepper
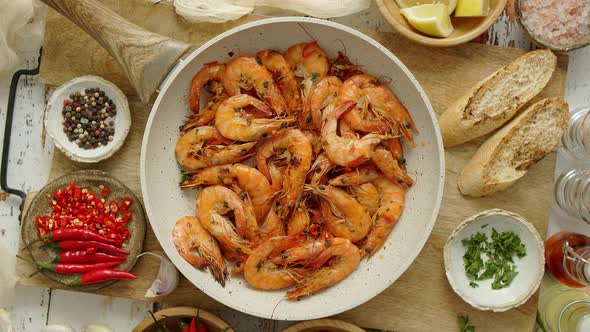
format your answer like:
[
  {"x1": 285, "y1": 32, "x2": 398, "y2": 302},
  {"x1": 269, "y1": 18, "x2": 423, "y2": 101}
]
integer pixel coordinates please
[
  {"x1": 16, "y1": 255, "x2": 120, "y2": 274},
  {"x1": 46, "y1": 240, "x2": 129, "y2": 255},
  {"x1": 54, "y1": 250, "x2": 127, "y2": 264},
  {"x1": 120, "y1": 211, "x2": 133, "y2": 224},
  {"x1": 34, "y1": 183, "x2": 133, "y2": 248},
  {"x1": 120, "y1": 197, "x2": 133, "y2": 210},
  {"x1": 108, "y1": 201, "x2": 119, "y2": 214},
  {"x1": 67, "y1": 269, "x2": 136, "y2": 285}
]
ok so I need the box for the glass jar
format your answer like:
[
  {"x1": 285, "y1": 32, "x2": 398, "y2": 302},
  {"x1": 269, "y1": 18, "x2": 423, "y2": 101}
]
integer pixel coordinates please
[
  {"x1": 538, "y1": 276, "x2": 590, "y2": 332},
  {"x1": 553, "y1": 169, "x2": 590, "y2": 223},
  {"x1": 561, "y1": 107, "x2": 590, "y2": 160}
]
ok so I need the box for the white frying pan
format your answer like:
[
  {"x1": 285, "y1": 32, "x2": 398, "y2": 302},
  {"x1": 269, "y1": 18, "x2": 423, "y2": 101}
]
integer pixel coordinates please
[{"x1": 41, "y1": 0, "x2": 445, "y2": 320}]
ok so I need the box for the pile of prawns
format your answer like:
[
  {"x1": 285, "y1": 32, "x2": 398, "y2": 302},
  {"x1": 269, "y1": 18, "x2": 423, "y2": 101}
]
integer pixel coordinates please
[{"x1": 172, "y1": 40, "x2": 416, "y2": 300}]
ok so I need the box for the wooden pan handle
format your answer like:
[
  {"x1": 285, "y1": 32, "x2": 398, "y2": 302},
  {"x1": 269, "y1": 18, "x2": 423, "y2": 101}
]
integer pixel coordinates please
[{"x1": 40, "y1": 0, "x2": 192, "y2": 104}]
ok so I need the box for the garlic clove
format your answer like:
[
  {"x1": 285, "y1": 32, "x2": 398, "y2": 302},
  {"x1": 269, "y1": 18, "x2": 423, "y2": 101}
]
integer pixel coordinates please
[{"x1": 138, "y1": 252, "x2": 179, "y2": 298}]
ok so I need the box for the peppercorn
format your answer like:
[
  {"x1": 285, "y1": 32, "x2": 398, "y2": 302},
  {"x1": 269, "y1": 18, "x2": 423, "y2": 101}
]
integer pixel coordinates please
[{"x1": 61, "y1": 88, "x2": 117, "y2": 150}]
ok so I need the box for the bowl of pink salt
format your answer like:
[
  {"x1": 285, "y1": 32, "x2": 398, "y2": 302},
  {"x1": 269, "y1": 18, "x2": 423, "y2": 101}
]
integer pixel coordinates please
[{"x1": 517, "y1": 0, "x2": 590, "y2": 52}]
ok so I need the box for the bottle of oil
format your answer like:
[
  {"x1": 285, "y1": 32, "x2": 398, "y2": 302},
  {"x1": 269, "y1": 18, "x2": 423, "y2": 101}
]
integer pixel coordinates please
[{"x1": 538, "y1": 275, "x2": 590, "y2": 332}]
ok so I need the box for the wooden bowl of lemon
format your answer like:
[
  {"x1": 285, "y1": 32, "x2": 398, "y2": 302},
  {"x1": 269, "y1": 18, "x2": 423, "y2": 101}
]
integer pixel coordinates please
[{"x1": 377, "y1": 0, "x2": 508, "y2": 47}]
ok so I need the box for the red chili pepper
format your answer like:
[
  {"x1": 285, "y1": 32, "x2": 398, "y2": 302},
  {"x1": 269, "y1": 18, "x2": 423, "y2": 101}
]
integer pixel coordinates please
[
  {"x1": 55, "y1": 250, "x2": 127, "y2": 264},
  {"x1": 46, "y1": 228, "x2": 122, "y2": 246},
  {"x1": 196, "y1": 320, "x2": 208, "y2": 332},
  {"x1": 195, "y1": 309, "x2": 208, "y2": 332},
  {"x1": 16, "y1": 255, "x2": 120, "y2": 274},
  {"x1": 67, "y1": 269, "x2": 136, "y2": 285},
  {"x1": 183, "y1": 318, "x2": 197, "y2": 332},
  {"x1": 46, "y1": 240, "x2": 129, "y2": 255}
]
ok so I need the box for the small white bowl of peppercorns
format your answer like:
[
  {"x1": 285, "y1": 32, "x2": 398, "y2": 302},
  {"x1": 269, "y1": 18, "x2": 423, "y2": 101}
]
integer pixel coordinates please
[{"x1": 45, "y1": 76, "x2": 131, "y2": 163}]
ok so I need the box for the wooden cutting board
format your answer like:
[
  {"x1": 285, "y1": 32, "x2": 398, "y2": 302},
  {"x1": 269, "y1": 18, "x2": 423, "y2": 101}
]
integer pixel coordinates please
[{"x1": 17, "y1": 1, "x2": 567, "y2": 331}]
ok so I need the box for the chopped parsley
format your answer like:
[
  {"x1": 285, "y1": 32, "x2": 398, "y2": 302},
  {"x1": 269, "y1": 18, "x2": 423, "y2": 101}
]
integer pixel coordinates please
[
  {"x1": 461, "y1": 228, "x2": 526, "y2": 289},
  {"x1": 458, "y1": 315, "x2": 475, "y2": 332}
]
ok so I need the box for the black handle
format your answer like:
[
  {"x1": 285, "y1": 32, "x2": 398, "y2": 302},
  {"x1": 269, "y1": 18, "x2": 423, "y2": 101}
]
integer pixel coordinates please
[{"x1": 1, "y1": 49, "x2": 42, "y2": 222}]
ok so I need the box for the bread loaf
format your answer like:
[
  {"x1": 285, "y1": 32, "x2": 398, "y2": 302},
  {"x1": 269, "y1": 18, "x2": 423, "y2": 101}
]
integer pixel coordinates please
[
  {"x1": 439, "y1": 49, "x2": 557, "y2": 147},
  {"x1": 458, "y1": 97, "x2": 568, "y2": 197}
]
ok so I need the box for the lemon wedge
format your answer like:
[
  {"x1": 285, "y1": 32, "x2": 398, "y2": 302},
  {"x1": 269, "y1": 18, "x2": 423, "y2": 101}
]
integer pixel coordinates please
[
  {"x1": 400, "y1": 4, "x2": 454, "y2": 38},
  {"x1": 395, "y1": 0, "x2": 457, "y2": 15},
  {"x1": 454, "y1": 0, "x2": 489, "y2": 17}
]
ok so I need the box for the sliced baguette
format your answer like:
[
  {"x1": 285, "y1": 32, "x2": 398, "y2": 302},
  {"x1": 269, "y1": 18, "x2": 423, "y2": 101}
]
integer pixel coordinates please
[
  {"x1": 440, "y1": 49, "x2": 557, "y2": 147},
  {"x1": 458, "y1": 97, "x2": 568, "y2": 197}
]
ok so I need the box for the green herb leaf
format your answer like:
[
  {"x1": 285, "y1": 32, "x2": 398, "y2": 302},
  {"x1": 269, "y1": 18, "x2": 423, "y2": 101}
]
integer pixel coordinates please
[
  {"x1": 461, "y1": 228, "x2": 526, "y2": 290},
  {"x1": 458, "y1": 315, "x2": 475, "y2": 332}
]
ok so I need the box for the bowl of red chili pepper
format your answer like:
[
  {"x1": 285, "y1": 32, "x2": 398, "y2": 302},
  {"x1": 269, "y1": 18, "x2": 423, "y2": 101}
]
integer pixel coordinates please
[
  {"x1": 133, "y1": 307, "x2": 234, "y2": 332},
  {"x1": 20, "y1": 170, "x2": 146, "y2": 290}
]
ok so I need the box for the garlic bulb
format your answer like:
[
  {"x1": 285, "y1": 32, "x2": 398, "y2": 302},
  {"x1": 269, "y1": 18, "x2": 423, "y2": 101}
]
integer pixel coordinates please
[
  {"x1": 173, "y1": 0, "x2": 371, "y2": 23},
  {"x1": 138, "y1": 252, "x2": 179, "y2": 298}
]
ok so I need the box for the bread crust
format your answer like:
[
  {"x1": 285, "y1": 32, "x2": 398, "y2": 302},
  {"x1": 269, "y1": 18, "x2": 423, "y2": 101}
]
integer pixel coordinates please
[
  {"x1": 440, "y1": 49, "x2": 557, "y2": 147},
  {"x1": 458, "y1": 97, "x2": 569, "y2": 197}
]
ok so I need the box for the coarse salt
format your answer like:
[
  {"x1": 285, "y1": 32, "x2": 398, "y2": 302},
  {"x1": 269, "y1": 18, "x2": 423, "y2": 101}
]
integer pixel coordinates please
[{"x1": 521, "y1": 0, "x2": 590, "y2": 48}]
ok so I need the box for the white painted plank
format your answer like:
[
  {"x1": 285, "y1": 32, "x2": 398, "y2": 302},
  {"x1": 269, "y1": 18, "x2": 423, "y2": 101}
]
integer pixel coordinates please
[
  {"x1": 0, "y1": 50, "x2": 53, "y2": 332},
  {"x1": 6, "y1": 286, "x2": 50, "y2": 332},
  {"x1": 47, "y1": 290, "x2": 150, "y2": 331}
]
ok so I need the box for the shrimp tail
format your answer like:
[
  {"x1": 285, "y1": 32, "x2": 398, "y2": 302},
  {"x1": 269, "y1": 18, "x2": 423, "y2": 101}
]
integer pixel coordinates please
[
  {"x1": 198, "y1": 246, "x2": 229, "y2": 286},
  {"x1": 285, "y1": 269, "x2": 330, "y2": 300},
  {"x1": 333, "y1": 101, "x2": 357, "y2": 119}
]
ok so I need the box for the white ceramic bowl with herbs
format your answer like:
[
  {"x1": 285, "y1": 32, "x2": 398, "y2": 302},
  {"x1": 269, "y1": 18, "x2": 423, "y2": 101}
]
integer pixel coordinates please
[
  {"x1": 444, "y1": 209, "x2": 544, "y2": 312},
  {"x1": 45, "y1": 75, "x2": 131, "y2": 163}
]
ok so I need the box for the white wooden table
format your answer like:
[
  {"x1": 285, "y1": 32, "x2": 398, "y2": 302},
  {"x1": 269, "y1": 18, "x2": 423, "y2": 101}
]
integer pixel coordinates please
[{"x1": 1, "y1": 2, "x2": 589, "y2": 331}]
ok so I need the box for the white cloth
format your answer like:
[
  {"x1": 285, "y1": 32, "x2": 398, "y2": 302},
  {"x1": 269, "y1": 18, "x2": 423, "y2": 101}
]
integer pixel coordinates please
[{"x1": 0, "y1": 0, "x2": 47, "y2": 75}]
